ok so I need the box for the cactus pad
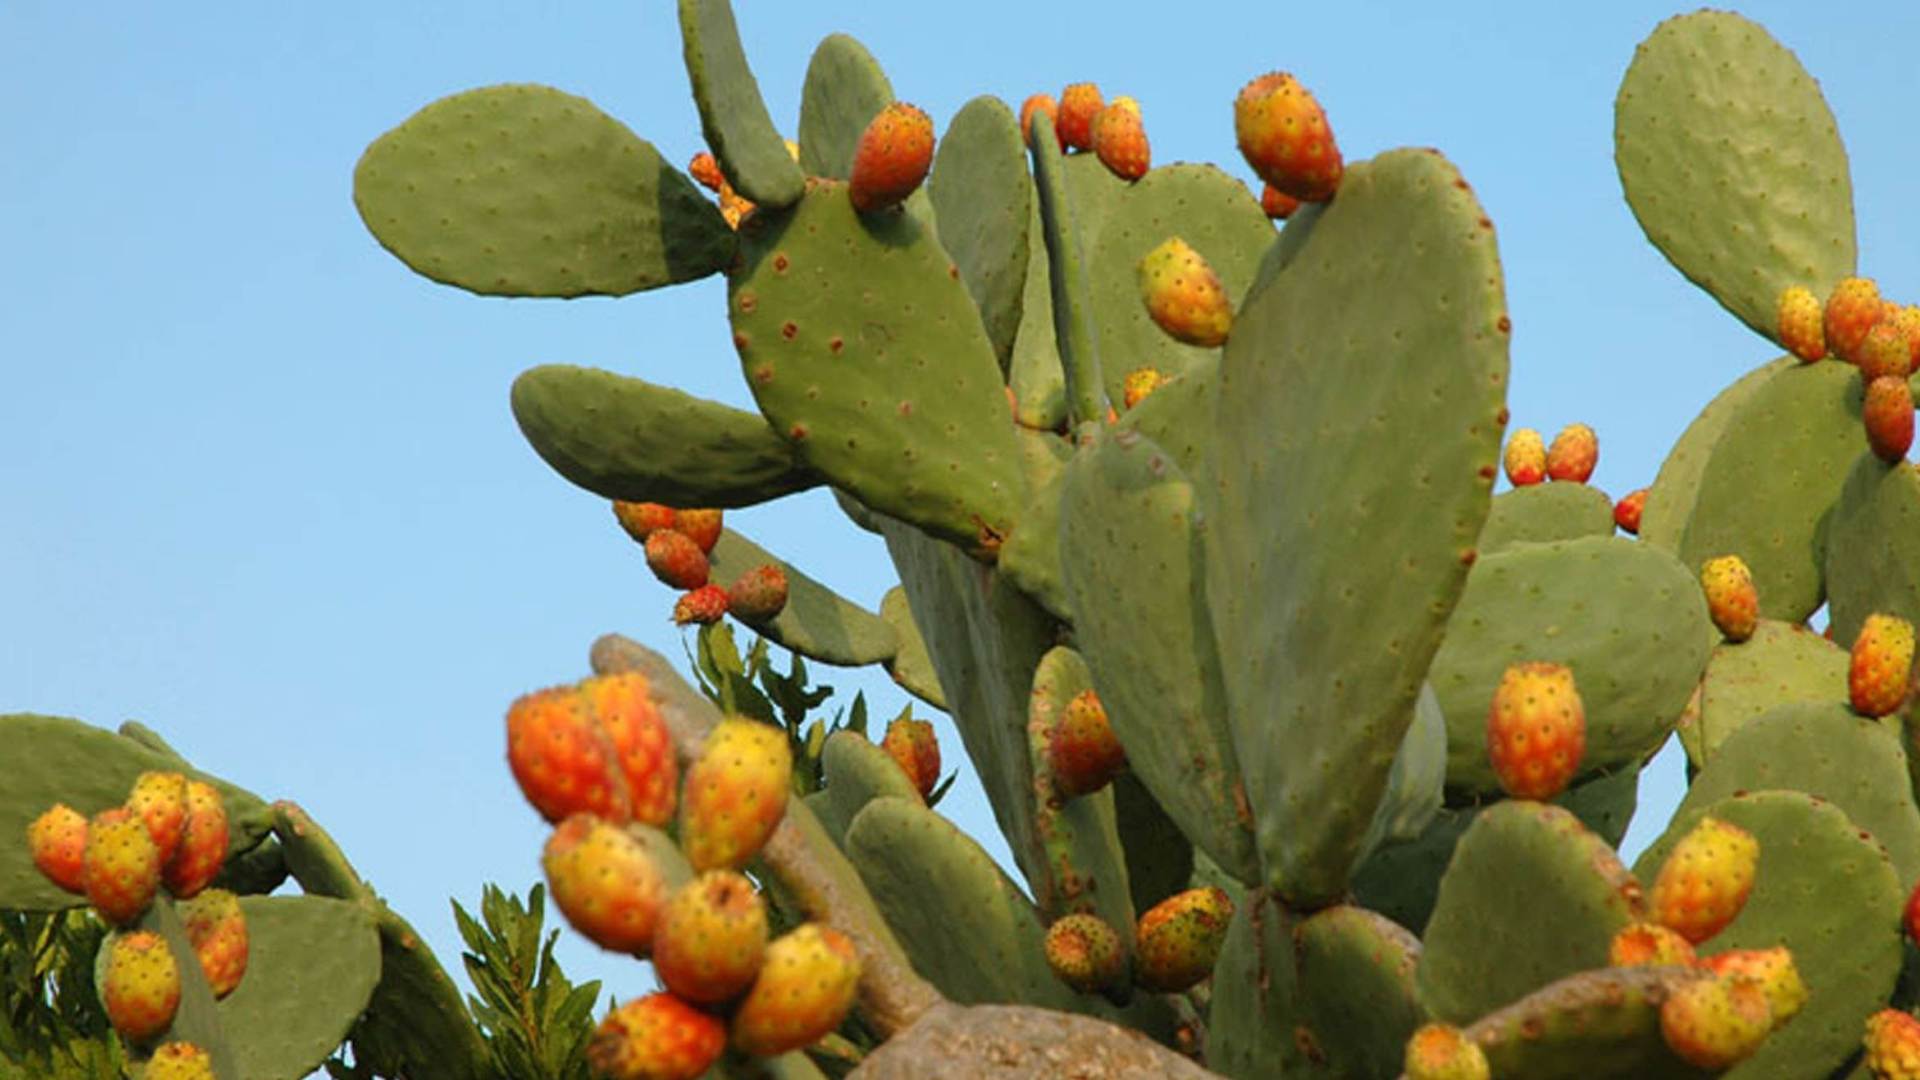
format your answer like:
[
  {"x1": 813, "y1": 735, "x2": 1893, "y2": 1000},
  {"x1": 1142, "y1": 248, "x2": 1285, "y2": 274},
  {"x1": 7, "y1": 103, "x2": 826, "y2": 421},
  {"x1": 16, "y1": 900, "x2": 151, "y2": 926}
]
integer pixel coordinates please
[
  {"x1": 706, "y1": 529, "x2": 898, "y2": 666},
  {"x1": 1477, "y1": 483, "x2": 1616, "y2": 555},
  {"x1": 217, "y1": 896, "x2": 382, "y2": 1080},
  {"x1": 809, "y1": 731, "x2": 925, "y2": 847},
  {"x1": 1292, "y1": 906, "x2": 1427, "y2": 1078},
  {"x1": 797, "y1": 34, "x2": 893, "y2": 180},
  {"x1": 1825, "y1": 452, "x2": 1920, "y2": 647},
  {"x1": 677, "y1": 0, "x2": 804, "y2": 207},
  {"x1": 929, "y1": 96, "x2": 1031, "y2": 370},
  {"x1": 1025, "y1": 646, "x2": 1135, "y2": 931},
  {"x1": 879, "y1": 586, "x2": 946, "y2": 710},
  {"x1": 1640, "y1": 358, "x2": 1791, "y2": 552},
  {"x1": 1680, "y1": 620, "x2": 1848, "y2": 767},
  {"x1": 1464, "y1": 966, "x2": 1711, "y2": 1080},
  {"x1": 1205, "y1": 889, "x2": 1301, "y2": 1079}
]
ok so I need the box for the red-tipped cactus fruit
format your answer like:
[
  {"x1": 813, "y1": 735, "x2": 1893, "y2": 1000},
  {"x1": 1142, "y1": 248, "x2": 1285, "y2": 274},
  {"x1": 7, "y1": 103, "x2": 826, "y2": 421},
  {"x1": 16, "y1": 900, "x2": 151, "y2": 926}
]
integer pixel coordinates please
[
  {"x1": 729, "y1": 923, "x2": 862, "y2": 1056},
  {"x1": 680, "y1": 718, "x2": 793, "y2": 872}
]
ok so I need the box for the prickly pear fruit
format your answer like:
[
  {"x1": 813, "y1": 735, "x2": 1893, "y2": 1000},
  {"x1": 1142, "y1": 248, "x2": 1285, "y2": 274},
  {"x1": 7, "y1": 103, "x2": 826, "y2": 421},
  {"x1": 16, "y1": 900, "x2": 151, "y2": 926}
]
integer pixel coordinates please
[
  {"x1": 1826, "y1": 276, "x2": 1883, "y2": 364},
  {"x1": 1860, "y1": 322, "x2": 1912, "y2": 381},
  {"x1": 1056, "y1": 83, "x2": 1103, "y2": 152},
  {"x1": 1048, "y1": 689, "x2": 1128, "y2": 798},
  {"x1": 1865, "y1": 375, "x2": 1915, "y2": 464},
  {"x1": 672, "y1": 508, "x2": 723, "y2": 554},
  {"x1": 645, "y1": 528, "x2": 710, "y2": 590},
  {"x1": 687, "y1": 152, "x2": 724, "y2": 194},
  {"x1": 125, "y1": 771, "x2": 189, "y2": 867},
  {"x1": 1776, "y1": 285, "x2": 1826, "y2": 363},
  {"x1": 1865, "y1": 1008, "x2": 1920, "y2": 1080},
  {"x1": 1122, "y1": 367, "x2": 1168, "y2": 409},
  {"x1": 1649, "y1": 815, "x2": 1759, "y2": 944},
  {"x1": 586, "y1": 991, "x2": 727, "y2": 1080},
  {"x1": 1608, "y1": 921, "x2": 1696, "y2": 967},
  {"x1": 672, "y1": 585, "x2": 730, "y2": 627},
  {"x1": 1699, "y1": 555, "x2": 1759, "y2": 644},
  {"x1": 1091, "y1": 96, "x2": 1150, "y2": 180},
  {"x1": 163, "y1": 780, "x2": 228, "y2": 900},
  {"x1": 1134, "y1": 886, "x2": 1233, "y2": 993},
  {"x1": 1403, "y1": 1022, "x2": 1490, "y2": 1080},
  {"x1": 102, "y1": 929, "x2": 180, "y2": 1043},
  {"x1": 27, "y1": 803, "x2": 88, "y2": 893},
  {"x1": 680, "y1": 718, "x2": 793, "y2": 872},
  {"x1": 1044, "y1": 912, "x2": 1126, "y2": 995},
  {"x1": 1503, "y1": 428, "x2": 1546, "y2": 487},
  {"x1": 1890, "y1": 305, "x2": 1920, "y2": 374},
  {"x1": 1260, "y1": 183, "x2": 1301, "y2": 220},
  {"x1": 1701, "y1": 947, "x2": 1806, "y2": 1023},
  {"x1": 1019, "y1": 93, "x2": 1058, "y2": 149},
  {"x1": 1614, "y1": 487, "x2": 1648, "y2": 535},
  {"x1": 1234, "y1": 72, "x2": 1341, "y2": 202},
  {"x1": 179, "y1": 887, "x2": 249, "y2": 998},
  {"x1": 849, "y1": 102, "x2": 935, "y2": 214},
  {"x1": 579, "y1": 672, "x2": 677, "y2": 827},
  {"x1": 1850, "y1": 612, "x2": 1916, "y2": 719},
  {"x1": 729, "y1": 923, "x2": 862, "y2": 1056},
  {"x1": 1545, "y1": 422, "x2": 1598, "y2": 483},
  {"x1": 652, "y1": 870, "x2": 768, "y2": 1005},
  {"x1": 881, "y1": 715, "x2": 940, "y2": 800},
  {"x1": 1137, "y1": 237, "x2": 1232, "y2": 348},
  {"x1": 725, "y1": 563, "x2": 789, "y2": 624},
  {"x1": 1485, "y1": 661, "x2": 1585, "y2": 801},
  {"x1": 144, "y1": 1042, "x2": 216, "y2": 1080},
  {"x1": 506, "y1": 685, "x2": 630, "y2": 825},
  {"x1": 84, "y1": 807, "x2": 160, "y2": 925},
  {"x1": 541, "y1": 813, "x2": 666, "y2": 956},
  {"x1": 1659, "y1": 972, "x2": 1773, "y2": 1070},
  {"x1": 613, "y1": 500, "x2": 676, "y2": 544}
]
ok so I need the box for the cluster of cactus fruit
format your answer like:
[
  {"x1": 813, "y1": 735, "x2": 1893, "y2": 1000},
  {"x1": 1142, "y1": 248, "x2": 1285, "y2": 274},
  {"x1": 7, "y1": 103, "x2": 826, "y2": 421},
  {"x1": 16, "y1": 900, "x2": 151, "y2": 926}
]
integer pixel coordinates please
[{"x1": 24, "y1": 3, "x2": 1920, "y2": 1078}]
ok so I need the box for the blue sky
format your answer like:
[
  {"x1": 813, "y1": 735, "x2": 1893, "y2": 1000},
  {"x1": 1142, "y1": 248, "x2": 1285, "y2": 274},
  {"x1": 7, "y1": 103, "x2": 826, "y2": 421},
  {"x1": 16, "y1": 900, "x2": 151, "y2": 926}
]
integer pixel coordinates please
[{"x1": 6, "y1": 0, "x2": 1919, "y2": 1026}]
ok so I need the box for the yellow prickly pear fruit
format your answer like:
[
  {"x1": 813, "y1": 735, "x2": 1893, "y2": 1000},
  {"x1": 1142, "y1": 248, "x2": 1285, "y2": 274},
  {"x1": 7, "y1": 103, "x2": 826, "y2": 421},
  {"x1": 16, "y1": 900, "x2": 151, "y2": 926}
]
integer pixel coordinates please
[{"x1": 680, "y1": 718, "x2": 793, "y2": 872}]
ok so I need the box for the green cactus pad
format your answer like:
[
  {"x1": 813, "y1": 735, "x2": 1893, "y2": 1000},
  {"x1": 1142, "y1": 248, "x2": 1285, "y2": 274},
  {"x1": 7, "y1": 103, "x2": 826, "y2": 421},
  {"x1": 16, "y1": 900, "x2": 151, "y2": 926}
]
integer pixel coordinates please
[
  {"x1": 1429, "y1": 535, "x2": 1711, "y2": 798},
  {"x1": 132, "y1": 898, "x2": 242, "y2": 1079},
  {"x1": 1634, "y1": 791, "x2": 1904, "y2": 1080},
  {"x1": 1109, "y1": 774, "x2": 1193, "y2": 917},
  {"x1": 997, "y1": 449, "x2": 1069, "y2": 621},
  {"x1": 707, "y1": 529, "x2": 899, "y2": 666},
  {"x1": 1676, "y1": 358, "x2": 1863, "y2": 623},
  {"x1": 1641, "y1": 357, "x2": 1792, "y2": 552},
  {"x1": 354, "y1": 84, "x2": 731, "y2": 299},
  {"x1": 1204, "y1": 149, "x2": 1509, "y2": 905},
  {"x1": 1058, "y1": 427, "x2": 1259, "y2": 884},
  {"x1": 1659, "y1": 702, "x2": 1920, "y2": 884},
  {"x1": 1463, "y1": 966, "x2": 1711, "y2": 1080},
  {"x1": 1205, "y1": 889, "x2": 1301, "y2": 1079},
  {"x1": 1825, "y1": 453, "x2": 1920, "y2": 647},
  {"x1": 1357, "y1": 683, "x2": 1448, "y2": 861},
  {"x1": 1416, "y1": 800, "x2": 1643, "y2": 1023},
  {"x1": 797, "y1": 34, "x2": 892, "y2": 180},
  {"x1": 879, "y1": 586, "x2": 946, "y2": 710},
  {"x1": 1477, "y1": 482, "x2": 1616, "y2": 555},
  {"x1": 1615, "y1": 12, "x2": 1855, "y2": 339},
  {"x1": 1293, "y1": 906, "x2": 1427, "y2": 1079},
  {"x1": 809, "y1": 730, "x2": 924, "y2": 847},
  {"x1": 1088, "y1": 166, "x2": 1271, "y2": 404},
  {"x1": 210, "y1": 836, "x2": 288, "y2": 896},
  {"x1": 677, "y1": 0, "x2": 803, "y2": 207},
  {"x1": 1009, "y1": 189, "x2": 1068, "y2": 432},
  {"x1": 1116, "y1": 354, "x2": 1218, "y2": 482},
  {"x1": 217, "y1": 896, "x2": 382, "y2": 1080},
  {"x1": 509, "y1": 364, "x2": 816, "y2": 508},
  {"x1": 0, "y1": 714, "x2": 272, "y2": 911},
  {"x1": 929, "y1": 96, "x2": 1030, "y2": 371},
  {"x1": 1028, "y1": 112, "x2": 1107, "y2": 425},
  {"x1": 729, "y1": 183, "x2": 1025, "y2": 558},
  {"x1": 1679, "y1": 619, "x2": 1848, "y2": 767},
  {"x1": 1026, "y1": 646, "x2": 1136, "y2": 933}
]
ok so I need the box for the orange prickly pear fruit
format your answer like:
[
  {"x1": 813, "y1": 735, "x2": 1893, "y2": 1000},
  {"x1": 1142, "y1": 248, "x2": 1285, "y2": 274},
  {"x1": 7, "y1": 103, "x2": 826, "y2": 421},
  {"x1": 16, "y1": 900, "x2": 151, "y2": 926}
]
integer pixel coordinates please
[
  {"x1": 1776, "y1": 285, "x2": 1826, "y2": 363},
  {"x1": 1865, "y1": 375, "x2": 1915, "y2": 464},
  {"x1": 542, "y1": 813, "x2": 667, "y2": 956},
  {"x1": 681, "y1": 718, "x2": 793, "y2": 872},
  {"x1": 164, "y1": 779, "x2": 228, "y2": 900},
  {"x1": 1485, "y1": 661, "x2": 1585, "y2": 801},
  {"x1": 613, "y1": 500, "x2": 676, "y2": 543},
  {"x1": 671, "y1": 508, "x2": 723, "y2": 554},
  {"x1": 1545, "y1": 422, "x2": 1598, "y2": 483},
  {"x1": 27, "y1": 803, "x2": 88, "y2": 893},
  {"x1": 1860, "y1": 322, "x2": 1912, "y2": 381},
  {"x1": 1019, "y1": 93, "x2": 1058, "y2": 148},
  {"x1": 652, "y1": 870, "x2": 769, "y2": 1005},
  {"x1": 506, "y1": 685, "x2": 630, "y2": 825},
  {"x1": 1056, "y1": 83, "x2": 1103, "y2": 152},
  {"x1": 687, "y1": 151, "x2": 725, "y2": 193},
  {"x1": 1403, "y1": 1022, "x2": 1490, "y2": 1080},
  {"x1": 1091, "y1": 96, "x2": 1150, "y2": 181},
  {"x1": 672, "y1": 584, "x2": 730, "y2": 626},
  {"x1": 1649, "y1": 815, "x2": 1759, "y2": 944},
  {"x1": 849, "y1": 102, "x2": 935, "y2": 214},
  {"x1": 1234, "y1": 72, "x2": 1341, "y2": 202},
  {"x1": 179, "y1": 887, "x2": 249, "y2": 998},
  {"x1": 1659, "y1": 972, "x2": 1774, "y2": 1070},
  {"x1": 729, "y1": 923, "x2": 862, "y2": 1056},
  {"x1": 84, "y1": 807, "x2": 160, "y2": 925},
  {"x1": 1850, "y1": 612, "x2": 1916, "y2": 718},
  {"x1": 1048, "y1": 689, "x2": 1128, "y2": 797},
  {"x1": 1138, "y1": 237, "x2": 1233, "y2": 347},
  {"x1": 1701, "y1": 947, "x2": 1806, "y2": 1022},
  {"x1": 1503, "y1": 428, "x2": 1546, "y2": 486},
  {"x1": 1134, "y1": 886, "x2": 1233, "y2": 993},
  {"x1": 1866, "y1": 1008, "x2": 1920, "y2": 1080},
  {"x1": 1044, "y1": 912, "x2": 1126, "y2": 995},
  {"x1": 1826, "y1": 276, "x2": 1884, "y2": 364},
  {"x1": 1889, "y1": 305, "x2": 1920, "y2": 374},
  {"x1": 1699, "y1": 555, "x2": 1759, "y2": 644},
  {"x1": 1260, "y1": 183, "x2": 1301, "y2": 220},
  {"x1": 587, "y1": 991, "x2": 727, "y2": 1080},
  {"x1": 102, "y1": 929, "x2": 181, "y2": 1043},
  {"x1": 1123, "y1": 367, "x2": 1168, "y2": 410},
  {"x1": 578, "y1": 671, "x2": 677, "y2": 828},
  {"x1": 1608, "y1": 921, "x2": 1696, "y2": 967},
  {"x1": 1614, "y1": 488, "x2": 1648, "y2": 535},
  {"x1": 125, "y1": 771, "x2": 189, "y2": 867},
  {"x1": 645, "y1": 528, "x2": 711, "y2": 590},
  {"x1": 881, "y1": 715, "x2": 940, "y2": 800},
  {"x1": 144, "y1": 1043, "x2": 216, "y2": 1080},
  {"x1": 726, "y1": 563, "x2": 789, "y2": 624}
]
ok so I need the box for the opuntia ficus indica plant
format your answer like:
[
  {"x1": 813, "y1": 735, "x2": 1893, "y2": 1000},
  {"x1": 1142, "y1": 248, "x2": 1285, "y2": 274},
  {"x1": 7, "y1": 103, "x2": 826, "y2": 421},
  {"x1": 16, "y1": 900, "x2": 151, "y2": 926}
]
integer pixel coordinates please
[{"x1": 12, "y1": 4, "x2": 1920, "y2": 1077}]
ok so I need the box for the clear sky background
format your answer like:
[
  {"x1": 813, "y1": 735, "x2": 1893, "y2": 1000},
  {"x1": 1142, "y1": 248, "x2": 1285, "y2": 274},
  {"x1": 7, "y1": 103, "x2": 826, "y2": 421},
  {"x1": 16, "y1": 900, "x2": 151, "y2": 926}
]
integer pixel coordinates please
[{"x1": 6, "y1": 0, "x2": 1920, "y2": 1035}]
